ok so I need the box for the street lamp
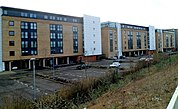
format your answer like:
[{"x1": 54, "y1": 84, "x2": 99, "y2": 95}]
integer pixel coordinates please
[
  {"x1": 52, "y1": 56, "x2": 55, "y2": 78},
  {"x1": 30, "y1": 58, "x2": 36, "y2": 101}
]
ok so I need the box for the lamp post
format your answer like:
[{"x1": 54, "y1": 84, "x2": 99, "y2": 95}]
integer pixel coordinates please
[
  {"x1": 84, "y1": 51, "x2": 87, "y2": 78},
  {"x1": 30, "y1": 58, "x2": 36, "y2": 101},
  {"x1": 52, "y1": 56, "x2": 54, "y2": 78},
  {"x1": 147, "y1": 48, "x2": 149, "y2": 72}
]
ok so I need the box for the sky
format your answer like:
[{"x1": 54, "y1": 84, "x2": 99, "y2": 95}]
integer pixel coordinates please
[{"x1": 1, "y1": 0, "x2": 178, "y2": 29}]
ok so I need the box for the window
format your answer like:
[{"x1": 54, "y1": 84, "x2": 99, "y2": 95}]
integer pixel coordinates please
[
  {"x1": 31, "y1": 50, "x2": 37, "y2": 55},
  {"x1": 166, "y1": 37, "x2": 169, "y2": 47},
  {"x1": 73, "y1": 26, "x2": 78, "y2": 53},
  {"x1": 30, "y1": 22, "x2": 37, "y2": 29},
  {"x1": 50, "y1": 24, "x2": 56, "y2": 31},
  {"x1": 21, "y1": 41, "x2": 25, "y2": 48},
  {"x1": 22, "y1": 41, "x2": 28, "y2": 48},
  {"x1": 57, "y1": 25, "x2": 62, "y2": 31},
  {"x1": 44, "y1": 15, "x2": 48, "y2": 19},
  {"x1": 73, "y1": 26, "x2": 78, "y2": 32},
  {"x1": 25, "y1": 41, "x2": 28, "y2": 48},
  {"x1": 115, "y1": 47, "x2": 117, "y2": 50},
  {"x1": 9, "y1": 51, "x2": 15, "y2": 56},
  {"x1": 22, "y1": 32, "x2": 28, "y2": 38},
  {"x1": 73, "y1": 19, "x2": 78, "y2": 23},
  {"x1": 73, "y1": 34, "x2": 78, "y2": 39},
  {"x1": 21, "y1": 22, "x2": 28, "y2": 29},
  {"x1": 57, "y1": 33, "x2": 62, "y2": 39},
  {"x1": 144, "y1": 32, "x2": 147, "y2": 48},
  {"x1": 9, "y1": 31, "x2": 14, "y2": 36},
  {"x1": 50, "y1": 41, "x2": 56, "y2": 47},
  {"x1": 21, "y1": 21, "x2": 37, "y2": 56},
  {"x1": 4, "y1": 10, "x2": 7, "y2": 15},
  {"x1": 128, "y1": 31, "x2": 133, "y2": 49},
  {"x1": 50, "y1": 33, "x2": 56, "y2": 39},
  {"x1": 50, "y1": 16, "x2": 53, "y2": 20},
  {"x1": 52, "y1": 16, "x2": 55, "y2": 20},
  {"x1": 30, "y1": 41, "x2": 37, "y2": 48},
  {"x1": 30, "y1": 32, "x2": 37, "y2": 38},
  {"x1": 50, "y1": 24, "x2": 63, "y2": 54},
  {"x1": 64, "y1": 18, "x2": 67, "y2": 21},
  {"x1": 9, "y1": 21, "x2": 14, "y2": 26},
  {"x1": 136, "y1": 32, "x2": 141, "y2": 49},
  {"x1": 9, "y1": 41, "x2": 15, "y2": 46},
  {"x1": 170, "y1": 35, "x2": 173, "y2": 47},
  {"x1": 21, "y1": 12, "x2": 28, "y2": 17},
  {"x1": 30, "y1": 13, "x2": 37, "y2": 18},
  {"x1": 58, "y1": 41, "x2": 62, "y2": 47},
  {"x1": 109, "y1": 30, "x2": 113, "y2": 52}
]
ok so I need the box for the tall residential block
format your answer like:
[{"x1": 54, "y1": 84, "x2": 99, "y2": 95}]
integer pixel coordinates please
[
  {"x1": 83, "y1": 15, "x2": 102, "y2": 57},
  {"x1": 101, "y1": 22, "x2": 156, "y2": 58},
  {"x1": 0, "y1": 6, "x2": 102, "y2": 71}
]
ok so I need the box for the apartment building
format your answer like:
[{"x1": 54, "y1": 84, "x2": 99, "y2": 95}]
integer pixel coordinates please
[
  {"x1": 0, "y1": 6, "x2": 102, "y2": 71},
  {"x1": 163, "y1": 29, "x2": 176, "y2": 52},
  {"x1": 101, "y1": 22, "x2": 156, "y2": 58},
  {"x1": 155, "y1": 29, "x2": 164, "y2": 52},
  {"x1": 155, "y1": 29, "x2": 176, "y2": 52},
  {"x1": 175, "y1": 29, "x2": 178, "y2": 50}
]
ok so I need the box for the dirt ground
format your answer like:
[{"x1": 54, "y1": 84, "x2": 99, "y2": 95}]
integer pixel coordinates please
[{"x1": 87, "y1": 60, "x2": 178, "y2": 109}]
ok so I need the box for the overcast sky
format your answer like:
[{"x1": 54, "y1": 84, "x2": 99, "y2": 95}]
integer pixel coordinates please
[{"x1": 1, "y1": 0, "x2": 178, "y2": 29}]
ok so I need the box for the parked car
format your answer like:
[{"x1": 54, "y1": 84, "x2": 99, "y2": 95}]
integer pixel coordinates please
[
  {"x1": 76, "y1": 64, "x2": 89, "y2": 70},
  {"x1": 109, "y1": 62, "x2": 121, "y2": 68},
  {"x1": 139, "y1": 57, "x2": 146, "y2": 61}
]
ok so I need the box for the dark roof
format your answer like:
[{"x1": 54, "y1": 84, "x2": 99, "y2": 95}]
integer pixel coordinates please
[{"x1": 0, "y1": 6, "x2": 83, "y2": 19}]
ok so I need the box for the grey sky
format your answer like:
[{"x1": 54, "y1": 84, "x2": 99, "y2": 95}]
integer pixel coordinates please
[{"x1": 1, "y1": 0, "x2": 178, "y2": 29}]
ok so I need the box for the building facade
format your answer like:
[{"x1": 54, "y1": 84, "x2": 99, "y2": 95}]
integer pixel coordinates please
[
  {"x1": 155, "y1": 29, "x2": 176, "y2": 52},
  {"x1": 0, "y1": 6, "x2": 102, "y2": 71},
  {"x1": 155, "y1": 29, "x2": 164, "y2": 52},
  {"x1": 83, "y1": 15, "x2": 102, "y2": 59},
  {"x1": 101, "y1": 22, "x2": 156, "y2": 58},
  {"x1": 163, "y1": 29, "x2": 175, "y2": 52}
]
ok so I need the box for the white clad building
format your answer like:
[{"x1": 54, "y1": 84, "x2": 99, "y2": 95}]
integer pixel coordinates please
[{"x1": 83, "y1": 15, "x2": 102, "y2": 56}]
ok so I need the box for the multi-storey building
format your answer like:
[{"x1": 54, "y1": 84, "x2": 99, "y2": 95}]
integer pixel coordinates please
[
  {"x1": 101, "y1": 22, "x2": 156, "y2": 58},
  {"x1": 155, "y1": 29, "x2": 163, "y2": 52},
  {"x1": 155, "y1": 29, "x2": 176, "y2": 52},
  {"x1": 162, "y1": 29, "x2": 176, "y2": 52},
  {"x1": 175, "y1": 29, "x2": 178, "y2": 51},
  {"x1": 0, "y1": 6, "x2": 102, "y2": 71}
]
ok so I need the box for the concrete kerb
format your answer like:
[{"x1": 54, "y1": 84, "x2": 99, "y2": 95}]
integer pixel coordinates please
[{"x1": 0, "y1": 71, "x2": 16, "y2": 76}]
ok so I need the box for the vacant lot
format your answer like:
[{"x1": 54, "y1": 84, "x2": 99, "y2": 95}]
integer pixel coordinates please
[{"x1": 0, "y1": 57, "x2": 139, "y2": 105}]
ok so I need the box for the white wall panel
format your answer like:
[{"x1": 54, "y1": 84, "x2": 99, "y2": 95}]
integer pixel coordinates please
[
  {"x1": 0, "y1": 8, "x2": 4, "y2": 71},
  {"x1": 83, "y1": 15, "x2": 102, "y2": 56},
  {"x1": 149, "y1": 25, "x2": 156, "y2": 50}
]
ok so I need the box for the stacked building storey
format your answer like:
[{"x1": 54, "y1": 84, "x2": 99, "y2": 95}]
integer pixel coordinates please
[
  {"x1": 0, "y1": 6, "x2": 102, "y2": 71},
  {"x1": 0, "y1": 6, "x2": 178, "y2": 71},
  {"x1": 101, "y1": 22, "x2": 156, "y2": 58}
]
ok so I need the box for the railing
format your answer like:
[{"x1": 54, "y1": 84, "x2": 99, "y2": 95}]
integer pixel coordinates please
[{"x1": 167, "y1": 86, "x2": 178, "y2": 109}]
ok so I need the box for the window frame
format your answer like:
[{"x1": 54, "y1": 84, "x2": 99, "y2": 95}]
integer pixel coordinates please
[
  {"x1": 9, "y1": 41, "x2": 15, "y2": 46},
  {"x1": 9, "y1": 51, "x2": 15, "y2": 56},
  {"x1": 9, "y1": 21, "x2": 14, "y2": 26},
  {"x1": 9, "y1": 31, "x2": 15, "y2": 36}
]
